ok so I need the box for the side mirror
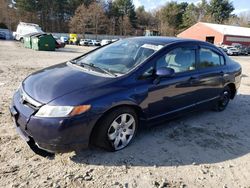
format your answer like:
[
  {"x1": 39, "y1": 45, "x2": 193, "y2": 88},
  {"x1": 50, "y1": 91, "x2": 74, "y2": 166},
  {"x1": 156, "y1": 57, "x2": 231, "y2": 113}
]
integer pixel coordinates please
[{"x1": 156, "y1": 67, "x2": 175, "y2": 78}]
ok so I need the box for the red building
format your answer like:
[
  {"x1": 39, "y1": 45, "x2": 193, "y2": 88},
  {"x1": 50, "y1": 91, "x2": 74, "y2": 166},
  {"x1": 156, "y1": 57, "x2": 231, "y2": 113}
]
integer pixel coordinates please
[{"x1": 178, "y1": 22, "x2": 250, "y2": 46}]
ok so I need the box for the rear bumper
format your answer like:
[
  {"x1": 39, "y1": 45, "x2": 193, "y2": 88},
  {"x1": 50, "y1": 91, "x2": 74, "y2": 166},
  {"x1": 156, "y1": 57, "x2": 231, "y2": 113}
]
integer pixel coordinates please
[{"x1": 9, "y1": 92, "x2": 99, "y2": 153}]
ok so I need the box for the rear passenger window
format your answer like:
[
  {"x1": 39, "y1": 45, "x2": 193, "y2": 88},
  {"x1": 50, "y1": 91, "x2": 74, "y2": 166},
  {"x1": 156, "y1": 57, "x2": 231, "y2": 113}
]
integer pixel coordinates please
[{"x1": 199, "y1": 48, "x2": 221, "y2": 68}]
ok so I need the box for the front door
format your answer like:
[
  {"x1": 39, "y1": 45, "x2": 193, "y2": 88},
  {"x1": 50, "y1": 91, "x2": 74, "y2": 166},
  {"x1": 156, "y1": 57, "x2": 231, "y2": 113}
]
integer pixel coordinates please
[{"x1": 142, "y1": 46, "x2": 201, "y2": 119}]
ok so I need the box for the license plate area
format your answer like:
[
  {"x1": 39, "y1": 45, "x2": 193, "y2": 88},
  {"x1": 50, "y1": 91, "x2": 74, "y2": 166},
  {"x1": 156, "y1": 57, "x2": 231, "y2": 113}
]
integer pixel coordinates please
[
  {"x1": 10, "y1": 106, "x2": 19, "y2": 126},
  {"x1": 10, "y1": 105, "x2": 30, "y2": 129},
  {"x1": 10, "y1": 105, "x2": 30, "y2": 142}
]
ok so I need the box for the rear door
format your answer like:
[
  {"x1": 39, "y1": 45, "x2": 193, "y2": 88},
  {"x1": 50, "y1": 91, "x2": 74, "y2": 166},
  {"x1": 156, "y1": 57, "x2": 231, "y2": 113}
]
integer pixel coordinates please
[{"x1": 195, "y1": 46, "x2": 225, "y2": 103}]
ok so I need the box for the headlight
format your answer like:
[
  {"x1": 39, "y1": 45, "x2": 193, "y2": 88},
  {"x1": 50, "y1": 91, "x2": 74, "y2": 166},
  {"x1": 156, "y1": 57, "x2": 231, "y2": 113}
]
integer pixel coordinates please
[{"x1": 35, "y1": 105, "x2": 91, "y2": 117}]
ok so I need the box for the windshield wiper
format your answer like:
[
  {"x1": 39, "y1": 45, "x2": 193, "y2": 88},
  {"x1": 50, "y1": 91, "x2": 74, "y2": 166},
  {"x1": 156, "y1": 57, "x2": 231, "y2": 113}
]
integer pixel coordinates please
[
  {"x1": 90, "y1": 63, "x2": 117, "y2": 77},
  {"x1": 80, "y1": 62, "x2": 117, "y2": 77},
  {"x1": 69, "y1": 60, "x2": 117, "y2": 77}
]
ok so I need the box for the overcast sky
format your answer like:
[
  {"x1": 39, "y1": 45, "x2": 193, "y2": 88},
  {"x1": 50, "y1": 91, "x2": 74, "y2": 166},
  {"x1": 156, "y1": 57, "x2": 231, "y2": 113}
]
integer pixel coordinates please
[{"x1": 133, "y1": 0, "x2": 250, "y2": 14}]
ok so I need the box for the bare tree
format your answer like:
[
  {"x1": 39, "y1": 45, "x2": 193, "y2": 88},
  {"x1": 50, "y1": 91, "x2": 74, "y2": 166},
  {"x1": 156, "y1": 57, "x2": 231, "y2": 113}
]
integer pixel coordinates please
[
  {"x1": 88, "y1": 2, "x2": 109, "y2": 35},
  {"x1": 121, "y1": 15, "x2": 132, "y2": 35},
  {"x1": 0, "y1": 0, "x2": 19, "y2": 30},
  {"x1": 238, "y1": 11, "x2": 250, "y2": 27},
  {"x1": 69, "y1": 4, "x2": 88, "y2": 33},
  {"x1": 69, "y1": 2, "x2": 109, "y2": 35}
]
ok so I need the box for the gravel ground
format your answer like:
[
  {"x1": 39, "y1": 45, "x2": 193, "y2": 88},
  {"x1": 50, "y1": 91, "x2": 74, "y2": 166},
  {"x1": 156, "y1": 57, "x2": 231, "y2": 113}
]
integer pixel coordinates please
[{"x1": 0, "y1": 41, "x2": 250, "y2": 188}]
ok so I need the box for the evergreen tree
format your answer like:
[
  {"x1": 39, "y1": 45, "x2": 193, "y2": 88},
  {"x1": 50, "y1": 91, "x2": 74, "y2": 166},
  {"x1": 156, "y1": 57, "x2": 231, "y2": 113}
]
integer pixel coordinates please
[
  {"x1": 182, "y1": 3, "x2": 199, "y2": 28},
  {"x1": 113, "y1": 0, "x2": 137, "y2": 28},
  {"x1": 160, "y1": 1, "x2": 188, "y2": 35},
  {"x1": 208, "y1": 0, "x2": 234, "y2": 23}
]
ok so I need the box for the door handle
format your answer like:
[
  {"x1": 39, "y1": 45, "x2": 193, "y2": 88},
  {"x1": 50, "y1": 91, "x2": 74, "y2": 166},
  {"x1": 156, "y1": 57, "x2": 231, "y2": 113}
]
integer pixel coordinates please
[
  {"x1": 189, "y1": 76, "x2": 199, "y2": 84},
  {"x1": 220, "y1": 71, "x2": 225, "y2": 76},
  {"x1": 189, "y1": 76, "x2": 199, "y2": 80}
]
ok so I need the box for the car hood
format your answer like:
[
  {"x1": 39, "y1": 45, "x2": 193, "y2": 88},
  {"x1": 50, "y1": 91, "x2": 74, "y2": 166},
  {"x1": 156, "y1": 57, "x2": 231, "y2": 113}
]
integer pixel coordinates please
[{"x1": 22, "y1": 63, "x2": 113, "y2": 104}]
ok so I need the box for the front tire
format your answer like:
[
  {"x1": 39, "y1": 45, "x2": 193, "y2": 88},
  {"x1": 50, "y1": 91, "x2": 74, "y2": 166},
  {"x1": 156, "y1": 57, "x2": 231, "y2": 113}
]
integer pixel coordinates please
[
  {"x1": 92, "y1": 107, "x2": 138, "y2": 151},
  {"x1": 214, "y1": 86, "x2": 231, "y2": 112}
]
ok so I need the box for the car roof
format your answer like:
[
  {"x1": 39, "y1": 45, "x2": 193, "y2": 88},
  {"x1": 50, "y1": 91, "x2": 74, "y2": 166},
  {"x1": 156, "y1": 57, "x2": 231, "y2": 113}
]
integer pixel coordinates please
[{"x1": 127, "y1": 36, "x2": 211, "y2": 46}]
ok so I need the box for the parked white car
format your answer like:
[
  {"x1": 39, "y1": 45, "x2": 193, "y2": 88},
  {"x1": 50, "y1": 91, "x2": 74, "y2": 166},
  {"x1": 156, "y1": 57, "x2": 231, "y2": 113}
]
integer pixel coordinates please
[
  {"x1": 79, "y1": 39, "x2": 91, "y2": 46},
  {"x1": 60, "y1": 36, "x2": 69, "y2": 44},
  {"x1": 225, "y1": 46, "x2": 239, "y2": 56},
  {"x1": 89, "y1": 40, "x2": 101, "y2": 46},
  {"x1": 101, "y1": 39, "x2": 112, "y2": 46},
  {"x1": 111, "y1": 39, "x2": 119, "y2": 42},
  {"x1": 13, "y1": 22, "x2": 44, "y2": 42}
]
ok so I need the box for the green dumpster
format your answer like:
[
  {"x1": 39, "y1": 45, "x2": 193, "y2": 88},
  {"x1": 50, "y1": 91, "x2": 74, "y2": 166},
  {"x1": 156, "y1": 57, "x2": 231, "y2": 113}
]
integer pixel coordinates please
[
  {"x1": 23, "y1": 32, "x2": 43, "y2": 49},
  {"x1": 31, "y1": 34, "x2": 55, "y2": 51},
  {"x1": 23, "y1": 35, "x2": 31, "y2": 48}
]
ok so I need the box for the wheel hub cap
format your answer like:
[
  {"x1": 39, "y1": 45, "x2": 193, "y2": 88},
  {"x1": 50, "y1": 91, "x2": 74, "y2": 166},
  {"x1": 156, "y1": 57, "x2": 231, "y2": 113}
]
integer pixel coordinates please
[{"x1": 107, "y1": 113, "x2": 136, "y2": 150}]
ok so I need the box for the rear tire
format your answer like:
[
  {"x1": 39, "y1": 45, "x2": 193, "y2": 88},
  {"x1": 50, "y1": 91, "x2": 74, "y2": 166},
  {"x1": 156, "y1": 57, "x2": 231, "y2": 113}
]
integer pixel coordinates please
[
  {"x1": 214, "y1": 86, "x2": 231, "y2": 112},
  {"x1": 92, "y1": 107, "x2": 138, "y2": 151}
]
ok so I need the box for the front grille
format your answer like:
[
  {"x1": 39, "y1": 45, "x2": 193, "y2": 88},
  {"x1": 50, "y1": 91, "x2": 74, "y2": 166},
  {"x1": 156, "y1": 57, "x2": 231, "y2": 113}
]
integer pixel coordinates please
[{"x1": 19, "y1": 86, "x2": 42, "y2": 109}]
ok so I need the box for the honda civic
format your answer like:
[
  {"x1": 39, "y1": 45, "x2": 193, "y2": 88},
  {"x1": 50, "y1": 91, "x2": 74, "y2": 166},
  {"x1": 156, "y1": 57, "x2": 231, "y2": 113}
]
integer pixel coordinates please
[{"x1": 9, "y1": 37, "x2": 242, "y2": 153}]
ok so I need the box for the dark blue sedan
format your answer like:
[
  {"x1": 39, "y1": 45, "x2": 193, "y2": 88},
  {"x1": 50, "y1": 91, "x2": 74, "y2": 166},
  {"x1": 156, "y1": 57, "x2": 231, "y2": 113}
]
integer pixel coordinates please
[{"x1": 10, "y1": 37, "x2": 242, "y2": 153}]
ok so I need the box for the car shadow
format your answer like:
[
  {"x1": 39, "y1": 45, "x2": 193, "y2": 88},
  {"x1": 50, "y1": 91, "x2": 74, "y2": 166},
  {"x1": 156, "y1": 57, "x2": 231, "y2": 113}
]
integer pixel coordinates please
[{"x1": 69, "y1": 94, "x2": 250, "y2": 167}]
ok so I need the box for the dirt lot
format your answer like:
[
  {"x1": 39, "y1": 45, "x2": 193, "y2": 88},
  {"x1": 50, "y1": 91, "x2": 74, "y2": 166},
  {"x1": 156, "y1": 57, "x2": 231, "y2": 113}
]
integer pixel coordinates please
[{"x1": 0, "y1": 41, "x2": 250, "y2": 188}]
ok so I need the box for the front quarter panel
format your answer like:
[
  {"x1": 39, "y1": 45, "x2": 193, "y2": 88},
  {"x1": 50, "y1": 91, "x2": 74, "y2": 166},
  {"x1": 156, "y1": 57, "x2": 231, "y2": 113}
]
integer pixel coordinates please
[{"x1": 48, "y1": 80, "x2": 145, "y2": 117}]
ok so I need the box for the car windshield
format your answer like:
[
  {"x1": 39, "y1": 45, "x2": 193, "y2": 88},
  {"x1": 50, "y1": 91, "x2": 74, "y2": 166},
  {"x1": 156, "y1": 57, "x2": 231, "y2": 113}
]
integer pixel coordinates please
[{"x1": 75, "y1": 39, "x2": 164, "y2": 75}]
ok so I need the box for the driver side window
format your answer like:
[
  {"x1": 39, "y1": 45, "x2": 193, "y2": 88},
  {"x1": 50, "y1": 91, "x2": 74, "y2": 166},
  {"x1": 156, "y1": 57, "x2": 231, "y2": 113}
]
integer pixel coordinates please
[{"x1": 156, "y1": 47, "x2": 196, "y2": 73}]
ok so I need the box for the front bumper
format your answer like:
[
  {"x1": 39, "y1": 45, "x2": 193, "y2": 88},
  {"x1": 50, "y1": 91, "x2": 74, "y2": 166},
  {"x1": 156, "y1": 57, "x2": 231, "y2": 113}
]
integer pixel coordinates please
[{"x1": 9, "y1": 91, "x2": 98, "y2": 153}]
